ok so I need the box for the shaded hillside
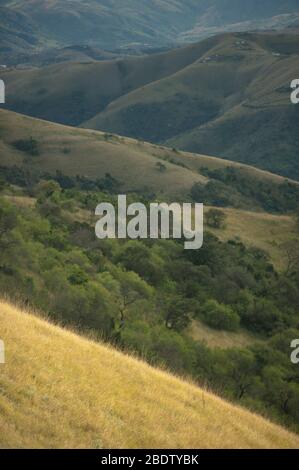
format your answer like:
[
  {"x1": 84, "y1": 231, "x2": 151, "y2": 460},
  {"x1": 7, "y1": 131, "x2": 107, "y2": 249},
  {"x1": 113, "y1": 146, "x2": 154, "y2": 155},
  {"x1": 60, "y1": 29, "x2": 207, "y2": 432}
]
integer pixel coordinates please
[
  {"x1": 3, "y1": 32, "x2": 299, "y2": 179},
  {"x1": 1, "y1": 124, "x2": 299, "y2": 432},
  {"x1": 82, "y1": 33, "x2": 299, "y2": 179},
  {"x1": 1, "y1": 0, "x2": 298, "y2": 52},
  {"x1": 0, "y1": 5, "x2": 44, "y2": 62},
  {"x1": 1, "y1": 108, "x2": 298, "y2": 210},
  {"x1": 1, "y1": 301, "x2": 299, "y2": 448}
]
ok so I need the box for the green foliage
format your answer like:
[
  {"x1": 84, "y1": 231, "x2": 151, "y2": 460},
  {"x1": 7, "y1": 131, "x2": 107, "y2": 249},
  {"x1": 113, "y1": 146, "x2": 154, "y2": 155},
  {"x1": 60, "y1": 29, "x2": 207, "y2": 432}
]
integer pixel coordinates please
[
  {"x1": 0, "y1": 181, "x2": 298, "y2": 431},
  {"x1": 156, "y1": 162, "x2": 167, "y2": 173},
  {"x1": 12, "y1": 137, "x2": 39, "y2": 156},
  {"x1": 193, "y1": 167, "x2": 299, "y2": 213},
  {"x1": 205, "y1": 208, "x2": 227, "y2": 229},
  {"x1": 241, "y1": 299, "x2": 284, "y2": 335},
  {"x1": 200, "y1": 299, "x2": 240, "y2": 332}
]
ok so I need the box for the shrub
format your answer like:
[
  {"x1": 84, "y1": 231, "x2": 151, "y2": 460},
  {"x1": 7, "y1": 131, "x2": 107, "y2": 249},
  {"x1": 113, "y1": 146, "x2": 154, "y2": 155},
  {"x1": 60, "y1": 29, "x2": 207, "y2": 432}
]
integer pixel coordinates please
[
  {"x1": 205, "y1": 208, "x2": 227, "y2": 229},
  {"x1": 156, "y1": 162, "x2": 167, "y2": 173},
  {"x1": 12, "y1": 137, "x2": 39, "y2": 156},
  {"x1": 201, "y1": 299, "x2": 240, "y2": 331}
]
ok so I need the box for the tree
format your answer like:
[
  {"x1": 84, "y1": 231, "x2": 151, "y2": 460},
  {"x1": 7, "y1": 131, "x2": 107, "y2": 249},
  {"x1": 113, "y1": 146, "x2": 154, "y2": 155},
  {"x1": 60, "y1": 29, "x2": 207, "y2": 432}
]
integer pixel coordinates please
[
  {"x1": 201, "y1": 299, "x2": 240, "y2": 331},
  {"x1": 117, "y1": 241, "x2": 165, "y2": 286},
  {"x1": 242, "y1": 298, "x2": 283, "y2": 335},
  {"x1": 280, "y1": 240, "x2": 299, "y2": 277},
  {"x1": 114, "y1": 269, "x2": 153, "y2": 330},
  {"x1": 205, "y1": 208, "x2": 227, "y2": 229},
  {"x1": 164, "y1": 297, "x2": 197, "y2": 331},
  {"x1": 156, "y1": 162, "x2": 167, "y2": 173},
  {"x1": 295, "y1": 208, "x2": 299, "y2": 232},
  {"x1": 0, "y1": 176, "x2": 6, "y2": 192},
  {"x1": 0, "y1": 200, "x2": 17, "y2": 249},
  {"x1": 224, "y1": 349, "x2": 257, "y2": 400},
  {"x1": 36, "y1": 180, "x2": 61, "y2": 200},
  {"x1": 12, "y1": 137, "x2": 39, "y2": 156}
]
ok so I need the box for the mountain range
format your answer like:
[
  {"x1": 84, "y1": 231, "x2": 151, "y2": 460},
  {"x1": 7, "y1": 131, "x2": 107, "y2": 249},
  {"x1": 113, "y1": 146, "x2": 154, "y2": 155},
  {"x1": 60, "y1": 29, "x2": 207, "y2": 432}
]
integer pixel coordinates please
[
  {"x1": 0, "y1": 0, "x2": 299, "y2": 60},
  {"x1": 3, "y1": 31, "x2": 299, "y2": 179}
]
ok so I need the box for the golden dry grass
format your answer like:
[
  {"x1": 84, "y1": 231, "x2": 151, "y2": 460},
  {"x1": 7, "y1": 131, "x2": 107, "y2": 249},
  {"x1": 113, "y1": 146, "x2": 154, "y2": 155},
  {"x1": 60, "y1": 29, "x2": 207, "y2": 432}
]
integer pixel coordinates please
[
  {"x1": 0, "y1": 301, "x2": 299, "y2": 449},
  {"x1": 187, "y1": 319, "x2": 260, "y2": 349},
  {"x1": 1, "y1": 109, "x2": 296, "y2": 205},
  {"x1": 0, "y1": 109, "x2": 205, "y2": 200},
  {"x1": 205, "y1": 206, "x2": 297, "y2": 271},
  {"x1": 3, "y1": 195, "x2": 36, "y2": 208}
]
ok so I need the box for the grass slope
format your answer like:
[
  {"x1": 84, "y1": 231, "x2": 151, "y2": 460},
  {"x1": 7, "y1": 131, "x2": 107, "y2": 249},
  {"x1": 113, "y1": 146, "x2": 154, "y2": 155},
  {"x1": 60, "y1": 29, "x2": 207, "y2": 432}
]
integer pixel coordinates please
[
  {"x1": 3, "y1": 31, "x2": 299, "y2": 178},
  {"x1": 187, "y1": 319, "x2": 260, "y2": 350},
  {"x1": 205, "y1": 206, "x2": 298, "y2": 271},
  {"x1": 1, "y1": 108, "x2": 292, "y2": 200},
  {"x1": 1, "y1": 300, "x2": 299, "y2": 449},
  {"x1": 0, "y1": 108, "x2": 205, "y2": 199},
  {"x1": 82, "y1": 32, "x2": 299, "y2": 179}
]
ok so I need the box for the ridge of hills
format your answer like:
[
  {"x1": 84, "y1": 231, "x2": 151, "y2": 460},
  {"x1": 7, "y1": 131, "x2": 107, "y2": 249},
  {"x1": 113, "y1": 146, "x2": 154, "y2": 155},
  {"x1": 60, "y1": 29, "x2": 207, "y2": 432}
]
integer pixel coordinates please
[
  {"x1": 0, "y1": 108, "x2": 296, "y2": 200},
  {"x1": 2, "y1": 32, "x2": 299, "y2": 179},
  {"x1": 1, "y1": 0, "x2": 299, "y2": 54}
]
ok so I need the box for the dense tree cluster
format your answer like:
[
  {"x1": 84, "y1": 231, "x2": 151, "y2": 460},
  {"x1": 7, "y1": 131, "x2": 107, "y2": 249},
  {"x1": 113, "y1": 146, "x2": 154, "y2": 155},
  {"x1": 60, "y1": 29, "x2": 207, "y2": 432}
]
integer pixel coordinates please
[
  {"x1": 192, "y1": 167, "x2": 299, "y2": 213},
  {"x1": 0, "y1": 176, "x2": 298, "y2": 431}
]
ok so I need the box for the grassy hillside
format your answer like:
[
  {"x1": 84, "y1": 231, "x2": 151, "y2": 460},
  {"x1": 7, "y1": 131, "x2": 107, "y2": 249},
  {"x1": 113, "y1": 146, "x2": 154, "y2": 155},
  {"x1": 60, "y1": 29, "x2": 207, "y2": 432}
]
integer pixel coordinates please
[
  {"x1": 0, "y1": 5, "x2": 45, "y2": 63},
  {"x1": 0, "y1": 300, "x2": 298, "y2": 449},
  {"x1": 1, "y1": 128, "x2": 299, "y2": 433},
  {"x1": 3, "y1": 32, "x2": 299, "y2": 179},
  {"x1": 0, "y1": 108, "x2": 206, "y2": 199},
  {"x1": 205, "y1": 206, "x2": 297, "y2": 271},
  {"x1": 2, "y1": 36, "x2": 221, "y2": 125},
  {"x1": 82, "y1": 32, "x2": 299, "y2": 179},
  {"x1": 187, "y1": 318, "x2": 261, "y2": 349},
  {"x1": 2, "y1": 108, "x2": 297, "y2": 202},
  {"x1": 2, "y1": 192, "x2": 294, "y2": 271}
]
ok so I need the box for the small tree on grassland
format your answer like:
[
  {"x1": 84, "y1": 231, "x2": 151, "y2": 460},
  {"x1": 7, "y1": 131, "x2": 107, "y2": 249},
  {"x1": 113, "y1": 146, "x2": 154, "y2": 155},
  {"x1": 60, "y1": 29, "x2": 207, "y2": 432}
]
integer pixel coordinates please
[{"x1": 205, "y1": 208, "x2": 227, "y2": 229}]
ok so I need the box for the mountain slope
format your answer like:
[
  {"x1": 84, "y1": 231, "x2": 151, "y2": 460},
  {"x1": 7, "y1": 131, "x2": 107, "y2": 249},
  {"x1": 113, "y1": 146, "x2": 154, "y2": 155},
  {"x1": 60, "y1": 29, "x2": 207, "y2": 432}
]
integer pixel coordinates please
[
  {"x1": 1, "y1": 300, "x2": 299, "y2": 449},
  {"x1": 3, "y1": 32, "x2": 299, "y2": 179},
  {"x1": 1, "y1": 0, "x2": 299, "y2": 53},
  {"x1": 81, "y1": 32, "x2": 299, "y2": 179},
  {"x1": 2, "y1": 108, "x2": 294, "y2": 201},
  {"x1": 0, "y1": 108, "x2": 206, "y2": 199},
  {"x1": 0, "y1": 5, "x2": 45, "y2": 63}
]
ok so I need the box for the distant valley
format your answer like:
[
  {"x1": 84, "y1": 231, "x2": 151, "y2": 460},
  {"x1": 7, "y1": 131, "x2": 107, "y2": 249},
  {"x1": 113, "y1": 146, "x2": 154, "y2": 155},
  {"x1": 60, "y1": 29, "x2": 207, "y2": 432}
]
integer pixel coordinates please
[{"x1": 1, "y1": 0, "x2": 299, "y2": 61}]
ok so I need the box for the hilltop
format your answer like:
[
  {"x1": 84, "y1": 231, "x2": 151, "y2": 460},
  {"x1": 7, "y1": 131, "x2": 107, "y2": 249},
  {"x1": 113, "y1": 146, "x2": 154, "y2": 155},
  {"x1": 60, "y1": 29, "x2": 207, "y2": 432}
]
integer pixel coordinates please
[
  {"x1": 3, "y1": 32, "x2": 299, "y2": 179},
  {"x1": 0, "y1": 300, "x2": 298, "y2": 449}
]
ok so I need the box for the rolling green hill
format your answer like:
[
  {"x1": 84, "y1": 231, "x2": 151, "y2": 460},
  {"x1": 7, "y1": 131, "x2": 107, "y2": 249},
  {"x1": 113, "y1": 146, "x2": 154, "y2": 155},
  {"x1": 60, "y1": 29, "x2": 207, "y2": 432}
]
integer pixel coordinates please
[
  {"x1": 81, "y1": 32, "x2": 299, "y2": 179},
  {"x1": 1, "y1": 109, "x2": 299, "y2": 434},
  {"x1": 0, "y1": 107, "x2": 298, "y2": 270},
  {"x1": 0, "y1": 108, "x2": 206, "y2": 199},
  {"x1": 1, "y1": 300, "x2": 299, "y2": 449},
  {"x1": 1, "y1": 108, "x2": 298, "y2": 201},
  {"x1": 3, "y1": 32, "x2": 299, "y2": 179}
]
